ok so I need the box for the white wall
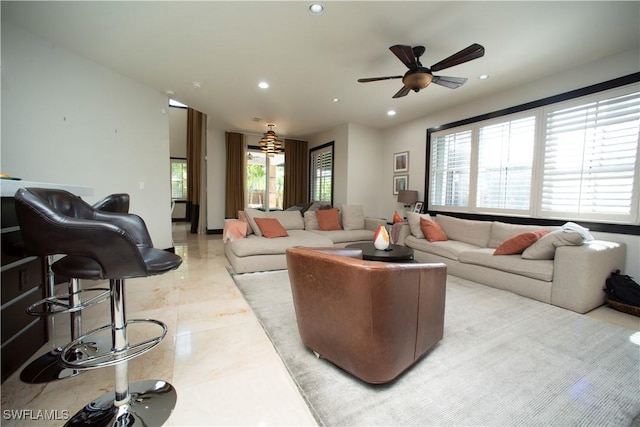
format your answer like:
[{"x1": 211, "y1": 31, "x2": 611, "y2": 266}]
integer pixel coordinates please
[
  {"x1": 381, "y1": 48, "x2": 640, "y2": 279},
  {"x1": 1, "y1": 21, "x2": 174, "y2": 249},
  {"x1": 345, "y1": 123, "x2": 385, "y2": 218}
]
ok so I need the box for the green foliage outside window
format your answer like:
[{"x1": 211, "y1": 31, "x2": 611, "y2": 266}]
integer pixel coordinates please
[{"x1": 171, "y1": 160, "x2": 187, "y2": 200}]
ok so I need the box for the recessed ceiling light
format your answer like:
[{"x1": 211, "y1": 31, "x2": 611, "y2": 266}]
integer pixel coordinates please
[
  {"x1": 387, "y1": 110, "x2": 396, "y2": 116},
  {"x1": 332, "y1": 98, "x2": 340, "y2": 103},
  {"x1": 479, "y1": 74, "x2": 489, "y2": 80},
  {"x1": 308, "y1": 4, "x2": 324, "y2": 15},
  {"x1": 258, "y1": 81, "x2": 269, "y2": 89},
  {"x1": 192, "y1": 81, "x2": 202, "y2": 89}
]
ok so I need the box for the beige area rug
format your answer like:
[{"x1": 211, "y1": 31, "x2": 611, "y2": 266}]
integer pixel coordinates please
[{"x1": 231, "y1": 269, "x2": 640, "y2": 426}]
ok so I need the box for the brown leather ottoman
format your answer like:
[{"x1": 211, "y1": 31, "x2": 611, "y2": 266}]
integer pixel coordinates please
[{"x1": 286, "y1": 246, "x2": 447, "y2": 384}]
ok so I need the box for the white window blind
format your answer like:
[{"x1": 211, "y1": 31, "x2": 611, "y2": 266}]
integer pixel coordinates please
[
  {"x1": 542, "y1": 90, "x2": 640, "y2": 221},
  {"x1": 310, "y1": 145, "x2": 333, "y2": 202},
  {"x1": 477, "y1": 116, "x2": 536, "y2": 210},
  {"x1": 430, "y1": 130, "x2": 472, "y2": 208}
]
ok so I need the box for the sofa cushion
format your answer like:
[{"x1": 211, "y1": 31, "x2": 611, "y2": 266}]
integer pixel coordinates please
[
  {"x1": 436, "y1": 214, "x2": 492, "y2": 248},
  {"x1": 420, "y1": 218, "x2": 447, "y2": 242},
  {"x1": 341, "y1": 205, "x2": 365, "y2": 230},
  {"x1": 254, "y1": 217, "x2": 289, "y2": 238},
  {"x1": 406, "y1": 212, "x2": 433, "y2": 238},
  {"x1": 459, "y1": 248, "x2": 554, "y2": 282},
  {"x1": 489, "y1": 221, "x2": 551, "y2": 248},
  {"x1": 404, "y1": 236, "x2": 480, "y2": 261},
  {"x1": 316, "y1": 208, "x2": 342, "y2": 230},
  {"x1": 309, "y1": 229, "x2": 375, "y2": 244},
  {"x1": 229, "y1": 230, "x2": 333, "y2": 257},
  {"x1": 494, "y1": 230, "x2": 550, "y2": 255},
  {"x1": 522, "y1": 230, "x2": 585, "y2": 260},
  {"x1": 266, "y1": 210, "x2": 304, "y2": 230}
]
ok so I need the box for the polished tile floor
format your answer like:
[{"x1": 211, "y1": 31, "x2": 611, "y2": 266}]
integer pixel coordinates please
[
  {"x1": 1, "y1": 224, "x2": 317, "y2": 426},
  {"x1": 1, "y1": 223, "x2": 638, "y2": 426}
]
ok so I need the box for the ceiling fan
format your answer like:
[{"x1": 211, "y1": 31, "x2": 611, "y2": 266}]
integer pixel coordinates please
[{"x1": 358, "y1": 43, "x2": 485, "y2": 98}]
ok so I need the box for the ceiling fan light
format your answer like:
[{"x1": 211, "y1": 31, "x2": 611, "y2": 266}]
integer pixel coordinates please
[{"x1": 403, "y1": 73, "x2": 433, "y2": 90}]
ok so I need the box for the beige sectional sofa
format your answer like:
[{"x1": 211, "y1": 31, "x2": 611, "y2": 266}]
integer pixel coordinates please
[
  {"x1": 224, "y1": 205, "x2": 386, "y2": 274},
  {"x1": 395, "y1": 213, "x2": 627, "y2": 313}
]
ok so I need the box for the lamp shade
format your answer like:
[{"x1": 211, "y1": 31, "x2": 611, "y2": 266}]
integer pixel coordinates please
[{"x1": 397, "y1": 190, "x2": 418, "y2": 205}]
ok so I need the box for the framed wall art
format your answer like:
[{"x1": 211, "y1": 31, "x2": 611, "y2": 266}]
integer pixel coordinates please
[
  {"x1": 393, "y1": 151, "x2": 409, "y2": 173},
  {"x1": 393, "y1": 175, "x2": 408, "y2": 195}
]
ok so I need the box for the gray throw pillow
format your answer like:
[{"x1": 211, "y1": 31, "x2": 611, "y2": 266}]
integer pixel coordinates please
[
  {"x1": 521, "y1": 229, "x2": 584, "y2": 260},
  {"x1": 244, "y1": 208, "x2": 265, "y2": 237}
]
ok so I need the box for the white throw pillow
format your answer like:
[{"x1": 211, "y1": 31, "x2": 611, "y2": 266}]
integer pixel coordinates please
[
  {"x1": 406, "y1": 212, "x2": 432, "y2": 239},
  {"x1": 303, "y1": 210, "x2": 320, "y2": 230},
  {"x1": 341, "y1": 205, "x2": 365, "y2": 230}
]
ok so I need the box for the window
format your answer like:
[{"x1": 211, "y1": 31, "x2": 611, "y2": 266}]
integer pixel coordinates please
[
  {"x1": 430, "y1": 130, "x2": 471, "y2": 208},
  {"x1": 246, "y1": 148, "x2": 285, "y2": 210},
  {"x1": 310, "y1": 142, "x2": 334, "y2": 204},
  {"x1": 540, "y1": 90, "x2": 639, "y2": 222},
  {"x1": 477, "y1": 116, "x2": 536, "y2": 211},
  {"x1": 171, "y1": 158, "x2": 187, "y2": 200},
  {"x1": 428, "y1": 82, "x2": 640, "y2": 225}
]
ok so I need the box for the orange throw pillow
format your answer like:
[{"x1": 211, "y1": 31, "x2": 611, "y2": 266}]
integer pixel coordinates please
[
  {"x1": 393, "y1": 211, "x2": 404, "y2": 223},
  {"x1": 419, "y1": 217, "x2": 447, "y2": 242},
  {"x1": 253, "y1": 217, "x2": 289, "y2": 238},
  {"x1": 316, "y1": 208, "x2": 342, "y2": 231},
  {"x1": 494, "y1": 230, "x2": 550, "y2": 255}
]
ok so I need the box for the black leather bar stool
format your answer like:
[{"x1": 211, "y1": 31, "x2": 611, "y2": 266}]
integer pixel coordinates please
[
  {"x1": 17, "y1": 192, "x2": 130, "y2": 384},
  {"x1": 15, "y1": 188, "x2": 181, "y2": 426}
]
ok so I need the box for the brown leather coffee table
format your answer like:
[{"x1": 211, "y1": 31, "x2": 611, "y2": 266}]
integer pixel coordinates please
[{"x1": 345, "y1": 242, "x2": 414, "y2": 262}]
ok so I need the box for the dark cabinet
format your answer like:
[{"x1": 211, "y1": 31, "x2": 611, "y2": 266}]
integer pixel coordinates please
[{"x1": 1, "y1": 196, "x2": 47, "y2": 382}]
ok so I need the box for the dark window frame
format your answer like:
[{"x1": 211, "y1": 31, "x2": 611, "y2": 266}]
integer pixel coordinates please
[
  {"x1": 309, "y1": 141, "x2": 335, "y2": 205},
  {"x1": 424, "y1": 72, "x2": 640, "y2": 235}
]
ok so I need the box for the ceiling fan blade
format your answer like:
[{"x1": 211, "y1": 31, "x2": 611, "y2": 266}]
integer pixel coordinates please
[
  {"x1": 392, "y1": 86, "x2": 411, "y2": 98},
  {"x1": 389, "y1": 45, "x2": 417, "y2": 69},
  {"x1": 430, "y1": 43, "x2": 485, "y2": 72},
  {"x1": 358, "y1": 75, "x2": 403, "y2": 83},
  {"x1": 431, "y1": 76, "x2": 468, "y2": 89}
]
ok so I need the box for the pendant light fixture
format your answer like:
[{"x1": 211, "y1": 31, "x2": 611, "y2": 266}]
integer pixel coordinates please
[{"x1": 259, "y1": 124, "x2": 284, "y2": 156}]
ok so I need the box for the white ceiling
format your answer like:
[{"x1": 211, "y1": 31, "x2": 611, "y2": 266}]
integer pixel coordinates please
[{"x1": 3, "y1": 1, "x2": 639, "y2": 139}]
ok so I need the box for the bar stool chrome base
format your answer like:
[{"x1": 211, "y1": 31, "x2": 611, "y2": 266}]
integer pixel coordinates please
[
  {"x1": 20, "y1": 348, "x2": 80, "y2": 383},
  {"x1": 64, "y1": 379, "x2": 177, "y2": 427},
  {"x1": 20, "y1": 336, "x2": 111, "y2": 383}
]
